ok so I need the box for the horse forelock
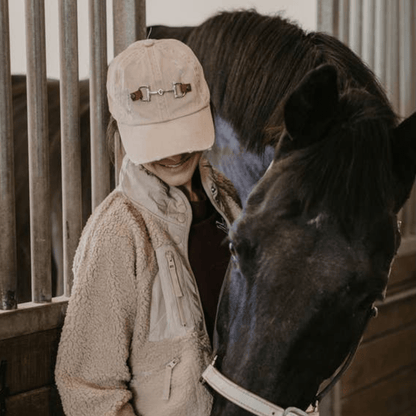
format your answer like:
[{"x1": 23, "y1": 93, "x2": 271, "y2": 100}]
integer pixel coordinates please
[{"x1": 284, "y1": 90, "x2": 397, "y2": 224}]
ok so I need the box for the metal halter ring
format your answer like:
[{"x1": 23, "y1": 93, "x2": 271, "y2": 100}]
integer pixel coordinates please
[{"x1": 282, "y1": 407, "x2": 309, "y2": 416}]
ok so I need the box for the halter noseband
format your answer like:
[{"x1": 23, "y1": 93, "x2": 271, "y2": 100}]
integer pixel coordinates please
[
  {"x1": 201, "y1": 305, "x2": 378, "y2": 416},
  {"x1": 201, "y1": 356, "x2": 318, "y2": 416}
]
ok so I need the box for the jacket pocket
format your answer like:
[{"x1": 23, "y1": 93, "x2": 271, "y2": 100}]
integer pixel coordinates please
[
  {"x1": 162, "y1": 357, "x2": 180, "y2": 400},
  {"x1": 133, "y1": 356, "x2": 181, "y2": 403},
  {"x1": 165, "y1": 251, "x2": 187, "y2": 327}
]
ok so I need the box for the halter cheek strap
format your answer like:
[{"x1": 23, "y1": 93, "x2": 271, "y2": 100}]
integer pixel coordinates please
[{"x1": 201, "y1": 357, "x2": 319, "y2": 416}]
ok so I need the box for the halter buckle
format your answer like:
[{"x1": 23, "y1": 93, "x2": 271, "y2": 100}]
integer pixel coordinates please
[{"x1": 200, "y1": 355, "x2": 218, "y2": 386}]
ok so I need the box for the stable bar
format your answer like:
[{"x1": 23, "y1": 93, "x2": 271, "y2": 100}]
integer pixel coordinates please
[
  {"x1": 385, "y1": 1, "x2": 399, "y2": 112},
  {"x1": 361, "y1": 0, "x2": 375, "y2": 69},
  {"x1": 319, "y1": 382, "x2": 341, "y2": 416},
  {"x1": 317, "y1": 0, "x2": 339, "y2": 36},
  {"x1": 409, "y1": 3, "x2": 416, "y2": 239},
  {"x1": 112, "y1": 0, "x2": 146, "y2": 185},
  {"x1": 398, "y1": 0, "x2": 416, "y2": 240},
  {"x1": 349, "y1": 0, "x2": 362, "y2": 56},
  {"x1": 0, "y1": 296, "x2": 68, "y2": 340},
  {"x1": 0, "y1": 0, "x2": 17, "y2": 310},
  {"x1": 25, "y1": 0, "x2": 52, "y2": 303},
  {"x1": 403, "y1": 187, "x2": 416, "y2": 240},
  {"x1": 113, "y1": 0, "x2": 146, "y2": 56},
  {"x1": 58, "y1": 0, "x2": 82, "y2": 297},
  {"x1": 338, "y1": 0, "x2": 350, "y2": 45},
  {"x1": 89, "y1": 0, "x2": 110, "y2": 210},
  {"x1": 399, "y1": 0, "x2": 415, "y2": 118},
  {"x1": 374, "y1": 0, "x2": 387, "y2": 86}
]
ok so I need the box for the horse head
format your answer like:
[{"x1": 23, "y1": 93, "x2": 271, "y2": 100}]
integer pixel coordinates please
[{"x1": 211, "y1": 64, "x2": 416, "y2": 415}]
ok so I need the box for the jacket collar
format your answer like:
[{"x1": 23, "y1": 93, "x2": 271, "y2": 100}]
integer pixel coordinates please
[{"x1": 118, "y1": 155, "x2": 217, "y2": 224}]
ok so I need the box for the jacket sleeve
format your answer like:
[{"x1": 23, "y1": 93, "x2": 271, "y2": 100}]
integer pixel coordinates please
[{"x1": 55, "y1": 218, "x2": 143, "y2": 416}]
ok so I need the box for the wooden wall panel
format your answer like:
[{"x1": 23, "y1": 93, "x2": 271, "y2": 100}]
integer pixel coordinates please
[
  {"x1": 342, "y1": 325, "x2": 416, "y2": 395},
  {"x1": 0, "y1": 328, "x2": 61, "y2": 394},
  {"x1": 0, "y1": 327, "x2": 64, "y2": 414},
  {"x1": 6, "y1": 386, "x2": 64, "y2": 416},
  {"x1": 364, "y1": 293, "x2": 416, "y2": 341},
  {"x1": 339, "y1": 252, "x2": 416, "y2": 416},
  {"x1": 387, "y1": 254, "x2": 416, "y2": 294},
  {"x1": 341, "y1": 366, "x2": 416, "y2": 416}
]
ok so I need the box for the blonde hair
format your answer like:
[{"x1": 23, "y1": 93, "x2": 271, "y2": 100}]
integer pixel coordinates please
[{"x1": 106, "y1": 115, "x2": 121, "y2": 166}]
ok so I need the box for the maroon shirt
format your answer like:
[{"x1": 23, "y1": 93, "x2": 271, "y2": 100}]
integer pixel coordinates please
[{"x1": 188, "y1": 195, "x2": 230, "y2": 343}]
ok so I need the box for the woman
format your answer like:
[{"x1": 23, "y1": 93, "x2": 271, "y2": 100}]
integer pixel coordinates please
[{"x1": 55, "y1": 38, "x2": 241, "y2": 416}]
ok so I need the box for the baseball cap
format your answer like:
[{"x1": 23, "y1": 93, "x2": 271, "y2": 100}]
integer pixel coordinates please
[{"x1": 107, "y1": 38, "x2": 215, "y2": 164}]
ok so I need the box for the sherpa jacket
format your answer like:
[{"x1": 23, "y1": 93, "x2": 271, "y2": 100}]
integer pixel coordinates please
[{"x1": 55, "y1": 155, "x2": 241, "y2": 416}]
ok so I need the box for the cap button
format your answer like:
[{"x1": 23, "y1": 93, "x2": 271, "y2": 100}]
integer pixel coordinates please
[{"x1": 143, "y1": 39, "x2": 155, "y2": 47}]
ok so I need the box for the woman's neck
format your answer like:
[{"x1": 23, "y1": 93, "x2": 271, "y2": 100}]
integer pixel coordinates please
[
  {"x1": 179, "y1": 182, "x2": 203, "y2": 202},
  {"x1": 179, "y1": 171, "x2": 205, "y2": 202}
]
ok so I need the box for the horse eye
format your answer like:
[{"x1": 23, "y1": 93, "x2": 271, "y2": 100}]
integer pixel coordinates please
[{"x1": 229, "y1": 241, "x2": 237, "y2": 260}]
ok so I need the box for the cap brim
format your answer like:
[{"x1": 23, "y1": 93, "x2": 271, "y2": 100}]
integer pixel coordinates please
[{"x1": 118, "y1": 105, "x2": 215, "y2": 165}]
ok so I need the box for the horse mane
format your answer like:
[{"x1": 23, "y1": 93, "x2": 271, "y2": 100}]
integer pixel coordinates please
[{"x1": 184, "y1": 9, "x2": 397, "y2": 154}]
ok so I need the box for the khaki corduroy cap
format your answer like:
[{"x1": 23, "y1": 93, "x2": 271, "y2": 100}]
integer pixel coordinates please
[{"x1": 107, "y1": 38, "x2": 215, "y2": 164}]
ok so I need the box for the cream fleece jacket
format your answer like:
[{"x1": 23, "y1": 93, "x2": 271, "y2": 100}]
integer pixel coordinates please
[{"x1": 55, "y1": 156, "x2": 241, "y2": 416}]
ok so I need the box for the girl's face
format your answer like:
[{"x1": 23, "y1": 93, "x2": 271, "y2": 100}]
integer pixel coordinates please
[{"x1": 143, "y1": 151, "x2": 202, "y2": 189}]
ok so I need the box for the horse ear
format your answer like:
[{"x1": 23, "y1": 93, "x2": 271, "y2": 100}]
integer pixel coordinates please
[
  {"x1": 391, "y1": 111, "x2": 416, "y2": 212},
  {"x1": 284, "y1": 64, "x2": 339, "y2": 146}
]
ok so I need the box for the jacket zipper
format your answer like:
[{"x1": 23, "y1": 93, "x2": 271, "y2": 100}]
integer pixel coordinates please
[
  {"x1": 162, "y1": 358, "x2": 180, "y2": 400},
  {"x1": 166, "y1": 251, "x2": 187, "y2": 327}
]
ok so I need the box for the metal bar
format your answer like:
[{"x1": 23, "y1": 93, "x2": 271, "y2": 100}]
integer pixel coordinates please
[
  {"x1": 349, "y1": 0, "x2": 362, "y2": 56},
  {"x1": 403, "y1": 185, "x2": 416, "y2": 240},
  {"x1": 317, "y1": 0, "x2": 339, "y2": 36},
  {"x1": 338, "y1": 0, "x2": 350, "y2": 45},
  {"x1": 113, "y1": 0, "x2": 146, "y2": 56},
  {"x1": 397, "y1": 235, "x2": 416, "y2": 257},
  {"x1": 89, "y1": 0, "x2": 110, "y2": 210},
  {"x1": 25, "y1": 0, "x2": 51, "y2": 303},
  {"x1": 112, "y1": 0, "x2": 146, "y2": 186},
  {"x1": 0, "y1": 0, "x2": 17, "y2": 310},
  {"x1": 58, "y1": 0, "x2": 82, "y2": 297},
  {"x1": 361, "y1": 0, "x2": 375, "y2": 69},
  {"x1": 413, "y1": 1, "x2": 416, "y2": 109},
  {"x1": 319, "y1": 381, "x2": 342, "y2": 416},
  {"x1": 399, "y1": 0, "x2": 415, "y2": 118},
  {"x1": 374, "y1": 0, "x2": 387, "y2": 86},
  {"x1": 385, "y1": 1, "x2": 400, "y2": 112},
  {"x1": 398, "y1": 1, "x2": 416, "y2": 243}
]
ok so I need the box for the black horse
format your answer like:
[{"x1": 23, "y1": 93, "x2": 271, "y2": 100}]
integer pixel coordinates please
[
  {"x1": 12, "y1": 9, "x2": 416, "y2": 414},
  {"x1": 149, "y1": 10, "x2": 416, "y2": 415}
]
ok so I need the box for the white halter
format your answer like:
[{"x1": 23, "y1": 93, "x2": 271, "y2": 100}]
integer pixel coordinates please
[{"x1": 201, "y1": 356, "x2": 319, "y2": 416}]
